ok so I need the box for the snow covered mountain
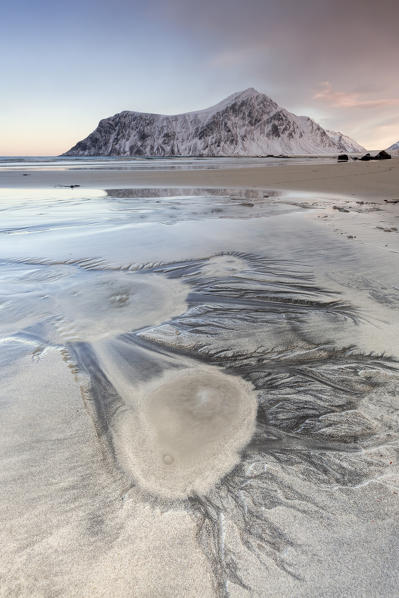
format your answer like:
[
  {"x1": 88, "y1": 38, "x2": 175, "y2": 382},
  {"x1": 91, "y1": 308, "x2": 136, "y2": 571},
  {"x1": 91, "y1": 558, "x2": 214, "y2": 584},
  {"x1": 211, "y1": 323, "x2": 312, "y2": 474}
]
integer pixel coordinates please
[
  {"x1": 63, "y1": 88, "x2": 365, "y2": 157},
  {"x1": 387, "y1": 140, "x2": 399, "y2": 153}
]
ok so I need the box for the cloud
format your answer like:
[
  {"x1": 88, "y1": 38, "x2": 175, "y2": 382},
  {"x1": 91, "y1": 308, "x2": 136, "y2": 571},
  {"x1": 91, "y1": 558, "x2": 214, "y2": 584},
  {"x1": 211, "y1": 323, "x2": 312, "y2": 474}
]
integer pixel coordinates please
[{"x1": 313, "y1": 82, "x2": 399, "y2": 109}]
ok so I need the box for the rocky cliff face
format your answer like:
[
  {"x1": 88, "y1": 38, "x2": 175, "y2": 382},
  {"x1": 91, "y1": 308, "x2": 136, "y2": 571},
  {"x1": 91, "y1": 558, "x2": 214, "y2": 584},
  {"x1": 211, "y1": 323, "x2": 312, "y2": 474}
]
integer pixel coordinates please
[{"x1": 63, "y1": 88, "x2": 365, "y2": 156}]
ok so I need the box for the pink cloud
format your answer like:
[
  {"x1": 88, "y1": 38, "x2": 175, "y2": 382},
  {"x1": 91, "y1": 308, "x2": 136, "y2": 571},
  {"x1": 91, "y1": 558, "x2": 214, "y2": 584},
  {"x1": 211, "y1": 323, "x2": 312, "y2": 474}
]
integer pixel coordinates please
[{"x1": 313, "y1": 81, "x2": 399, "y2": 108}]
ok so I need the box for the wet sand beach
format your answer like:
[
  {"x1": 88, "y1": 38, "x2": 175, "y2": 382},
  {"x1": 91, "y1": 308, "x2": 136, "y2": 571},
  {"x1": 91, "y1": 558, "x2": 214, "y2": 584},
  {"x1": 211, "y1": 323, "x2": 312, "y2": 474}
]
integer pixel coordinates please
[
  {"x1": 0, "y1": 158, "x2": 398, "y2": 597},
  {"x1": 1, "y1": 157, "x2": 399, "y2": 200}
]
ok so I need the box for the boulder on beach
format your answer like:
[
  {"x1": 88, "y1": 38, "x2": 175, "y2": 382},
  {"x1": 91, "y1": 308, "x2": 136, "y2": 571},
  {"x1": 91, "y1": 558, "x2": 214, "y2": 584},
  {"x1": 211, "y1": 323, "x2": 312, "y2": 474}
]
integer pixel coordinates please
[
  {"x1": 360, "y1": 153, "x2": 372, "y2": 161},
  {"x1": 374, "y1": 150, "x2": 391, "y2": 160},
  {"x1": 337, "y1": 154, "x2": 349, "y2": 162},
  {"x1": 359, "y1": 150, "x2": 391, "y2": 161}
]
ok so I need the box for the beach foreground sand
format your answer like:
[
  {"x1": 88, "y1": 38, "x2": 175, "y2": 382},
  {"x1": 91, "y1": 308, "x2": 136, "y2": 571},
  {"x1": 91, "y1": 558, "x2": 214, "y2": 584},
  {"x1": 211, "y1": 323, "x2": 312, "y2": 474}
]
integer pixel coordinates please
[{"x1": 1, "y1": 159, "x2": 399, "y2": 597}]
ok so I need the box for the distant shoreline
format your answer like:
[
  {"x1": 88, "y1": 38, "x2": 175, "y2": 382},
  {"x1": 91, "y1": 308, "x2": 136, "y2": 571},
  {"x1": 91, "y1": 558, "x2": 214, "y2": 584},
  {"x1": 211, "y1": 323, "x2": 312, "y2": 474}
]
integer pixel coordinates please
[
  {"x1": 58, "y1": 153, "x2": 355, "y2": 159},
  {"x1": 1, "y1": 153, "x2": 363, "y2": 161},
  {"x1": 1, "y1": 158, "x2": 398, "y2": 203}
]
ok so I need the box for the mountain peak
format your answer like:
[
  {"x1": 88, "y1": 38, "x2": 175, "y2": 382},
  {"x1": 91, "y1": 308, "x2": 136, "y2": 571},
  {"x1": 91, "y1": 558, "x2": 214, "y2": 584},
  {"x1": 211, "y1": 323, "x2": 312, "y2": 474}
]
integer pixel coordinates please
[
  {"x1": 191, "y1": 87, "x2": 266, "y2": 117},
  {"x1": 234, "y1": 87, "x2": 261, "y2": 98},
  {"x1": 193, "y1": 87, "x2": 275, "y2": 119},
  {"x1": 223, "y1": 87, "x2": 264, "y2": 103}
]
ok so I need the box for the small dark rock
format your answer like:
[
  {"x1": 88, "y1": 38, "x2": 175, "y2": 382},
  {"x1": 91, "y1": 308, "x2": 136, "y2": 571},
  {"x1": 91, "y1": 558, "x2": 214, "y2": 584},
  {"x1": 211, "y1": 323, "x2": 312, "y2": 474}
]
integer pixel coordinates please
[
  {"x1": 55, "y1": 184, "x2": 81, "y2": 189},
  {"x1": 360, "y1": 153, "x2": 372, "y2": 161},
  {"x1": 338, "y1": 154, "x2": 349, "y2": 162},
  {"x1": 374, "y1": 150, "x2": 391, "y2": 160},
  {"x1": 376, "y1": 226, "x2": 398, "y2": 232}
]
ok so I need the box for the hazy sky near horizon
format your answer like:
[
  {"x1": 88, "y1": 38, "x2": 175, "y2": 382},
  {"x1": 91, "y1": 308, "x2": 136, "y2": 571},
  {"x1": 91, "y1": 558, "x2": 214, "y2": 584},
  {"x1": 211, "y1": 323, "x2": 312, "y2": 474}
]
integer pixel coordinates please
[{"x1": 1, "y1": 0, "x2": 398, "y2": 154}]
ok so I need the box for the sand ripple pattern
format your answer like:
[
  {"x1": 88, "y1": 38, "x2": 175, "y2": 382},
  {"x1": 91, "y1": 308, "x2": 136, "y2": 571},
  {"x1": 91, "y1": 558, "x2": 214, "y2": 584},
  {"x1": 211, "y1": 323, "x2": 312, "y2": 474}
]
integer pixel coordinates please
[{"x1": 3, "y1": 249, "x2": 396, "y2": 595}]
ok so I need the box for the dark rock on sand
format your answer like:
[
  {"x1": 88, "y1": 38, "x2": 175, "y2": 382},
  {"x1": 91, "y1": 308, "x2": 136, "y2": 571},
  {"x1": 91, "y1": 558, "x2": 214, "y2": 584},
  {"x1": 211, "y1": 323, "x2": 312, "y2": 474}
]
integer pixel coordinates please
[
  {"x1": 374, "y1": 150, "x2": 391, "y2": 160},
  {"x1": 360, "y1": 150, "x2": 391, "y2": 161},
  {"x1": 338, "y1": 154, "x2": 349, "y2": 162},
  {"x1": 56, "y1": 184, "x2": 81, "y2": 188},
  {"x1": 333, "y1": 205, "x2": 350, "y2": 213}
]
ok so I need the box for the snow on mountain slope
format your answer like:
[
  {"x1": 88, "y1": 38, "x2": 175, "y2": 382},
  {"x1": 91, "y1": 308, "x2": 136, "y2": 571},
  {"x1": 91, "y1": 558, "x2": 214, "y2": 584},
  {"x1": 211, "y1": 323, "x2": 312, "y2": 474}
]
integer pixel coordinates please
[
  {"x1": 325, "y1": 130, "x2": 365, "y2": 153},
  {"x1": 63, "y1": 88, "x2": 365, "y2": 157},
  {"x1": 387, "y1": 140, "x2": 399, "y2": 154}
]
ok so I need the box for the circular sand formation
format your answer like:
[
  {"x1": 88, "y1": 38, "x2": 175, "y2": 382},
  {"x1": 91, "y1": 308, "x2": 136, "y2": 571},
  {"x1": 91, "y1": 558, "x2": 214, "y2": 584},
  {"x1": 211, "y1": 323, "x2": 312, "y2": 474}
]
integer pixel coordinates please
[
  {"x1": 118, "y1": 367, "x2": 257, "y2": 499},
  {"x1": 51, "y1": 271, "x2": 188, "y2": 342},
  {"x1": 200, "y1": 254, "x2": 249, "y2": 278}
]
